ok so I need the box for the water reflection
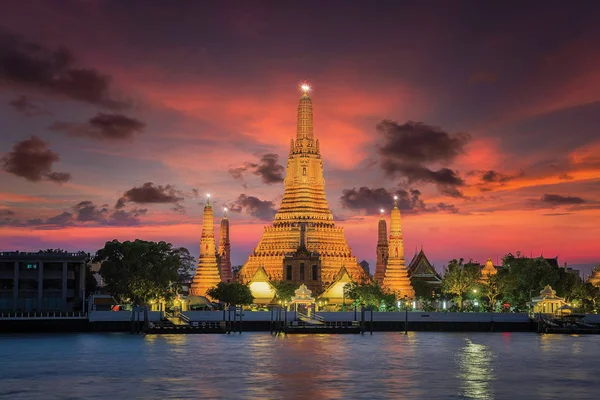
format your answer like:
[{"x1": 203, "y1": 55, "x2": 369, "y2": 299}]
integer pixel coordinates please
[
  {"x1": 1, "y1": 333, "x2": 599, "y2": 399},
  {"x1": 457, "y1": 339, "x2": 495, "y2": 400}
]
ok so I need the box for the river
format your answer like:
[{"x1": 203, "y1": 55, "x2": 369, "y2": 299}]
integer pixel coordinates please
[{"x1": 0, "y1": 332, "x2": 597, "y2": 399}]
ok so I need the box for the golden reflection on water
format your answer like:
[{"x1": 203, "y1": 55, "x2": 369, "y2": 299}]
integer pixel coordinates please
[{"x1": 457, "y1": 339, "x2": 495, "y2": 400}]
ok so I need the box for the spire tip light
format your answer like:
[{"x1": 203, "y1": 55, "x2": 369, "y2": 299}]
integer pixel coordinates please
[{"x1": 300, "y1": 80, "x2": 310, "y2": 93}]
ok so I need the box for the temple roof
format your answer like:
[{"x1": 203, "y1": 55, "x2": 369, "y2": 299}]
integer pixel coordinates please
[{"x1": 408, "y1": 249, "x2": 442, "y2": 281}]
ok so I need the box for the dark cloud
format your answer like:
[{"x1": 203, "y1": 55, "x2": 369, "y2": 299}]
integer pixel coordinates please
[
  {"x1": 107, "y1": 208, "x2": 146, "y2": 226},
  {"x1": 377, "y1": 121, "x2": 470, "y2": 165},
  {"x1": 48, "y1": 113, "x2": 145, "y2": 140},
  {"x1": 0, "y1": 29, "x2": 129, "y2": 109},
  {"x1": 116, "y1": 182, "x2": 185, "y2": 210},
  {"x1": 0, "y1": 209, "x2": 15, "y2": 216},
  {"x1": 8, "y1": 95, "x2": 48, "y2": 116},
  {"x1": 339, "y1": 186, "x2": 459, "y2": 215},
  {"x1": 45, "y1": 212, "x2": 74, "y2": 226},
  {"x1": 1, "y1": 136, "x2": 71, "y2": 183},
  {"x1": 376, "y1": 121, "x2": 469, "y2": 197},
  {"x1": 0, "y1": 201, "x2": 146, "y2": 228},
  {"x1": 73, "y1": 201, "x2": 108, "y2": 222},
  {"x1": 541, "y1": 194, "x2": 586, "y2": 205},
  {"x1": 477, "y1": 169, "x2": 524, "y2": 184},
  {"x1": 229, "y1": 194, "x2": 277, "y2": 220},
  {"x1": 228, "y1": 153, "x2": 284, "y2": 184}
]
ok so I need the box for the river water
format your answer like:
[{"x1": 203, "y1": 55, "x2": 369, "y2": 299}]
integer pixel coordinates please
[{"x1": 0, "y1": 332, "x2": 597, "y2": 399}]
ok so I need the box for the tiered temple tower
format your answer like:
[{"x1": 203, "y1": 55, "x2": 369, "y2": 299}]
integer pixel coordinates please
[
  {"x1": 374, "y1": 210, "x2": 388, "y2": 285},
  {"x1": 382, "y1": 196, "x2": 415, "y2": 298},
  {"x1": 218, "y1": 208, "x2": 233, "y2": 282},
  {"x1": 190, "y1": 197, "x2": 221, "y2": 298},
  {"x1": 236, "y1": 83, "x2": 370, "y2": 288}
]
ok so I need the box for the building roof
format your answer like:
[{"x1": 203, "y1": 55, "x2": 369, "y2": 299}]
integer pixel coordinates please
[{"x1": 407, "y1": 249, "x2": 442, "y2": 282}]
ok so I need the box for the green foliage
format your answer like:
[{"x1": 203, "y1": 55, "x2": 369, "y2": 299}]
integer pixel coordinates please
[
  {"x1": 344, "y1": 282, "x2": 397, "y2": 310},
  {"x1": 480, "y1": 272, "x2": 508, "y2": 311},
  {"x1": 441, "y1": 258, "x2": 481, "y2": 309},
  {"x1": 502, "y1": 254, "x2": 581, "y2": 310},
  {"x1": 569, "y1": 282, "x2": 600, "y2": 313},
  {"x1": 205, "y1": 282, "x2": 254, "y2": 306},
  {"x1": 93, "y1": 239, "x2": 194, "y2": 305},
  {"x1": 271, "y1": 280, "x2": 300, "y2": 302}
]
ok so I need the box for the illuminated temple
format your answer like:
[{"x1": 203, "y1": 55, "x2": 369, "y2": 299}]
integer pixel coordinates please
[{"x1": 236, "y1": 83, "x2": 371, "y2": 300}]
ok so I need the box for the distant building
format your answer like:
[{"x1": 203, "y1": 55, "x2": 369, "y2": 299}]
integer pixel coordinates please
[
  {"x1": 359, "y1": 260, "x2": 370, "y2": 276},
  {"x1": 0, "y1": 251, "x2": 88, "y2": 312}
]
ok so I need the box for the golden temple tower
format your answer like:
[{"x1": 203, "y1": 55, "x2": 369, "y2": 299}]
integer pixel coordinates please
[
  {"x1": 190, "y1": 196, "x2": 221, "y2": 298},
  {"x1": 382, "y1": 196, "x2": 415, "y2": 298},
  {"x1": 479, "y1": 257, "x2": 497, "y2": 283},
  {"x1": 218, "y1": 208, "x2": 233, "y2": 282},
  {"x1": 236, "y1": 82, "x2": 370, "y2": 287},
  {"x1": 374, "y1": 209, "x2": 388, "y2": 285}
]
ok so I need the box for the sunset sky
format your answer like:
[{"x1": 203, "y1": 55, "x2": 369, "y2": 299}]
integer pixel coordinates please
[{"x1": 1, "y1": 1, "x2": 599, "y2": 276}]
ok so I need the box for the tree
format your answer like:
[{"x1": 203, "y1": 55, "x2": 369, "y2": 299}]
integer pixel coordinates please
[
  {"x1": 94, "y1": 239, "x2": 194, "y2": 305},
  {"x1": 344, "y1": 282, "x2": 397, "y2": 310},
  {"x1": 205, "y1": 282, "x2": 254, "y2": 306},
  {"x1": 570, "y1": 282, "x2": 600, "y2": 313},
  {"x1": 502, "y1": 254, "x2": 579, "y2": 310},
  {"x1": 481, "y1": 272, "x2": 507, "y2": 311},
  {"x1": 271, "y1": 281, "x2": 299, "y2": 302},
  {"x1": 442, "y1": 258, "x2": 481, "y2": 310}
]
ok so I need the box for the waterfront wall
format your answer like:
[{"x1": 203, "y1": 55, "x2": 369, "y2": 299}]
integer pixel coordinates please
[
  {"x1": 182, "y1": 311, "x2": 530, "y2": 323},
  {"x1": 88, "y1": 311, "x2": 162, "y2": 322}
]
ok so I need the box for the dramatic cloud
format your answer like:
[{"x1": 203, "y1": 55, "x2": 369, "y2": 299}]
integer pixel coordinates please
[
  {"x1": 229, "y1": 194, "x2": 277, "y2": 220},
  {"x1": 8, "y1": 95, "x2": 48, "y2": 116},
  {"x1": 49, "y1": 113, "x2": 145, "y2": 140},
  {"x1": 377, "y1": 121, "x2": 470, "y2": 165},
  {"x1": 73, "y1": 201, "x2": 108, "y2": 222},
  {"x1": 0, "y1": 29, "x2": 128, "y2": 109},
  {"x1": 1, "y1": 136, "x2": 71, "y2": 183},
  {"x1": 376, "y1": 121, "x2": 470, "y2": 197},
  {"x1": 340, "y1": 186, "x2": 459, "y2": 215},
  {"x1": 0, "y1": 201, "x2": 146, "y2": 228},
  {"x1": 107, "y1": 208, "x2": 147, "y2": 226},
  {"x1": 228, "y1": 153, "x2": 284, "y2": 184},
  {"x1": 541, "y1": 194, "x2": 586, "y2": 205},
  {"x1": 116, "y1": 182, "x2": 184, "y2": 209}
]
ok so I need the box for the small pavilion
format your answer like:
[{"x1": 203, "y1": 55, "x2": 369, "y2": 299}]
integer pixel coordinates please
[
  {"x1": 290, "y1": 284, "x2": 316, "y2": 316},
  {"x1": 531, "y1": 285, "x2": 567, "y2": 315}
]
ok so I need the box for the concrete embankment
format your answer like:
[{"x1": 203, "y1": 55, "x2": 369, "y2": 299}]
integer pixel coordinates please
[{"x1": 0, "y1": 311, "x2": 538, "y2": 333}]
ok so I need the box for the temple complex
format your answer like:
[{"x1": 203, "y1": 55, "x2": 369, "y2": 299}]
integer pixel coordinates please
[
  {"x1": 237, "y1": 83, "x2": 370, "y2": 299},
  {"x1": 189, "y1": 197, "x2": 221, "y2": 298},
  {"x1": 218, "y1": 208, "x2": 233, "y2": 282},
  {"x1": 588, "y1": 265, "x2": 600, "y2": 287},
  {"x1": 374, "y1": 210, "x2": 388, "y2": 285},
  {"x1": 381, "y1": 196, "x2": 415, "y2": 298}
]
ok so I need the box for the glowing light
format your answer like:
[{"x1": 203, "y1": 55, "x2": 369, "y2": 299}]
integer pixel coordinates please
[
  {"x1": 393, "y1": 195, "x2": 398, "y2": 200},
  {"x1": 224, "y1": 207, "x2": 227, "y2": 212},
  {"x1": 300, "y1": 81, "x2": 310, "y2": 93},
  {"x1": 443, "y1": 301, "x2": 447, "y2": 310},
  {"x1": 473, "y1": 289, "x2": 477, "y2": 293},
  {"x1": 207, "y1": 193, "x2": 211, "y2": 198},
  {"x1": 412, "y1": 301, "x2": 416, "y2": 309},
  {"x1": 380, "y1": 208, "x2": 385, "y2": 214}
]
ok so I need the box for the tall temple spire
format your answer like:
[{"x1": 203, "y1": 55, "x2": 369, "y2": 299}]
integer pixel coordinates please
[
  {"x1": 218, "y1": 207, "x2": 233, "y2": 282},
  {"x1": 237, "y1": 82, "x2": 370, "y2": 286},
  {"x1": 382, "y1": 195, "x2": 415, "y2": 298},
  {"x1": 190, "y1": 196, "x2": 221, "y2": 298},
  {"x1": 296, "y1": 80, "x2": 314, "y2": 142},
  {"x1": 374, "y1": 208, "x2": 388, "y2": 285}
]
